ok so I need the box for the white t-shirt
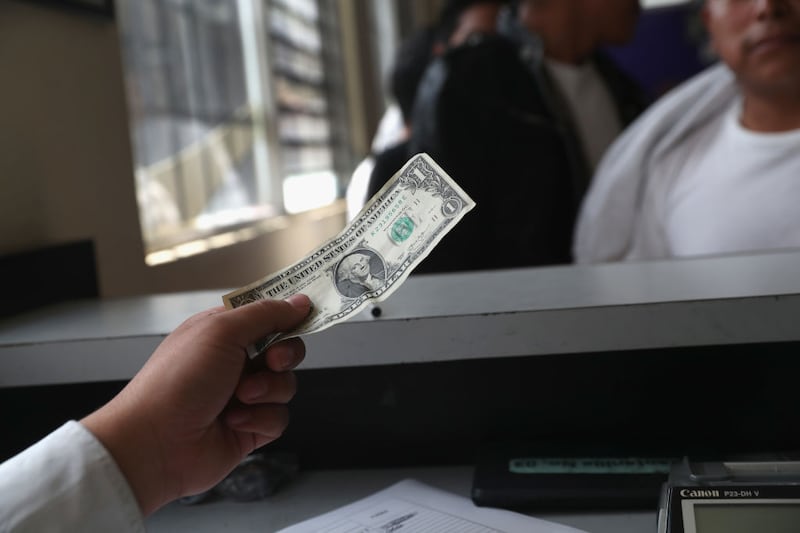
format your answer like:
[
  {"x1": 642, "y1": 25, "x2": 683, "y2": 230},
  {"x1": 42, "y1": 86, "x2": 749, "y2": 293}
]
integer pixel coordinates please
[
  {"x1": 546, "y1": 59, "x2": 623, "y2": 171},
  {"x1": 0, "y1": 421, "x2": 144, "y2": 533},
  {"x1": 627, "y1": 98, "x2": 800, "y2": 260}
]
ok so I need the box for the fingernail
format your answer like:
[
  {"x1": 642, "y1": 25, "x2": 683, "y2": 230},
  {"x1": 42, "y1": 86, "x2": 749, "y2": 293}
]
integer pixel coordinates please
[
  {"x1": 280, "y1": 350, "x2": 298, "y2": 370},
  {"x1": 271, "y1": 343, "x2": 299, "y2": 370},
  {"x1": 286, "y1": 294, "x2": 311, "y2": 309}
]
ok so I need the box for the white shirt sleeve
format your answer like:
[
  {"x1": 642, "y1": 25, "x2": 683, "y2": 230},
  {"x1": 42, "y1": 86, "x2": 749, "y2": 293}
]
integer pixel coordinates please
[{"x1": 0, "y1": 421, "x2": 145, "y2": 533}]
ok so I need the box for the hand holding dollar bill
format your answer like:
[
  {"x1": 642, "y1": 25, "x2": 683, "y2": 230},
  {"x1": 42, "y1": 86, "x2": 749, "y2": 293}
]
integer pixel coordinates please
[{"x1": 223, "y1": 153, "x2": 475, "y2": 357}]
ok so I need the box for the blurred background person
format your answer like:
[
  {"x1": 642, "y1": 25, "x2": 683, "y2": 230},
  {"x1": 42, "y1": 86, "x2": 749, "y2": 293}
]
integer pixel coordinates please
[
  {"x1": 515, "y1": 0, "x2": 647, "y2": 185},
  {"x1": 574, "y1": 0, "x2": 800, "y2": 264},
  {"x1": 436, "y1": 0, "x2": 510, "y2": 48},
  {"x1": 347, "y1": 0, "x2": 509, "y2": 219},
  {"x1": 344, "y1": 105, "x2": 405, "y2": 221},
  {"x1": 365, "y1": 26, "x2": 438, "y2": 201},
  {"x1": 408, "y1": 0, "x2": 646, "y2": 273}
]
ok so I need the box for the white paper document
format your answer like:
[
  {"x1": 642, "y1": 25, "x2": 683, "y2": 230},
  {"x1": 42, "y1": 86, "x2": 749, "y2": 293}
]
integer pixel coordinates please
[{"x1": 276, "y1": 479, "x2": 587, "y2": 533}]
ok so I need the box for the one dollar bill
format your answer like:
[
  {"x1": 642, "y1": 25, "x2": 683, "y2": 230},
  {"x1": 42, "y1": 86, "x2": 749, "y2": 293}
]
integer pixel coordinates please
[{"x1": 223, "y1": 153, "x2": 475, "y2": 357}]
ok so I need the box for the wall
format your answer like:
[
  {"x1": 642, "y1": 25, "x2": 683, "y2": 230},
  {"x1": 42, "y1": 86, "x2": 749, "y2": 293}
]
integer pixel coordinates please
[
  {"x1": 0, "y1": 2, "x2": 345, "y2": 298},
  {"x1": 606, "y1": 3, "x2": 710, "y2": 101}
]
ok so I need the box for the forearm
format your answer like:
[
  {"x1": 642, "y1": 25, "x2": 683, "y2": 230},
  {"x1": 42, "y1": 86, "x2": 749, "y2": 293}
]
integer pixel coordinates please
[{"x1": 82, "y1": 394, "x2": 172, "y2": 517}]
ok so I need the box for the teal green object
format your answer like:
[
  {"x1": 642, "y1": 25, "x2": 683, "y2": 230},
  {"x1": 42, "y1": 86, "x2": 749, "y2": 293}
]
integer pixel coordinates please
[
  {"x1": 390, "y1": 216, "x2": 415, "y2": 243},
  {"x1": 509, "y1": 457, "x2": 674, "y2": 475}
]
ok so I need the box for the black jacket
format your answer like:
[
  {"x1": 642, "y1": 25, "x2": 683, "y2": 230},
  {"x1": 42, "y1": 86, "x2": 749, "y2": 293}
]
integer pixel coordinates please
[{"x1": 408, "y1": 34, "x2": 647, "y2": 274}]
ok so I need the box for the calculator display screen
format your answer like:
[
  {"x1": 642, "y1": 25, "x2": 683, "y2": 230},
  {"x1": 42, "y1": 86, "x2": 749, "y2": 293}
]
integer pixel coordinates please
[{"x1": 692, "y1": 503, "x2": 800, "y2": 533}]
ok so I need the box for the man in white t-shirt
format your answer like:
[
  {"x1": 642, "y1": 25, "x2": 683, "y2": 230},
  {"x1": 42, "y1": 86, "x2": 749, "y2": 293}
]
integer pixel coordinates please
[
  {"x1": 574, "y1": 0, "x2": 800, "y2": 263},
  {"x1": 516, "y1": 0, "x2": 644, "y2": 174}
]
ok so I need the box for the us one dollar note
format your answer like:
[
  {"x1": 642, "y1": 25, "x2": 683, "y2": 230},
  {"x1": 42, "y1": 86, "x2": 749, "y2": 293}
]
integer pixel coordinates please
[{"x1": 223, "y1": 153, "x2": 475, "y2": 357}]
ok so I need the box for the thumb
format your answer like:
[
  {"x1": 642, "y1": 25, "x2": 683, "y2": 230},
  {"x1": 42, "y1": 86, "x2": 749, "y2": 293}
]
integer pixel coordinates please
[{"x1": 222, "y1": 294, "x2": 312, "y2": 348}]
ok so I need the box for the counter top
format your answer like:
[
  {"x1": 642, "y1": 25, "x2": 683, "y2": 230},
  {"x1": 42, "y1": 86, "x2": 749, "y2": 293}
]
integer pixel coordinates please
[{"x1": 4, "y1": 251, "x2": 800, "y2": 387}]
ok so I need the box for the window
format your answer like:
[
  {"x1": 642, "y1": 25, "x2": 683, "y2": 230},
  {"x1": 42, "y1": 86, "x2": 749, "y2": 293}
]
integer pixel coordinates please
[{"x1": 116, "y1": 0, "x2": 351, "y2": 265}]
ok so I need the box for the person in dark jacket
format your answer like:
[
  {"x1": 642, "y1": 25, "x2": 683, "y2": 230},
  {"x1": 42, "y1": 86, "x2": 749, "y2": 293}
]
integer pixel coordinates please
[
  {"x1": 408, "y1": 0, "x2": 648, "y2": 274},
  {"x1": 366, "y1": 27, "x2": 437, "y2": 202},
  {"x1": 366, "y1": 0, "x2": 509, "y2": 202}
]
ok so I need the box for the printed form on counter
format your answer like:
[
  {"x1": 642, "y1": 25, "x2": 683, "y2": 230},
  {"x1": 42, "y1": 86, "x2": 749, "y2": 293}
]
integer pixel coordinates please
[{"x1": 276, "y1": 479, "x2": 587, "y2": 533}]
